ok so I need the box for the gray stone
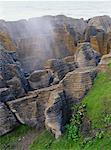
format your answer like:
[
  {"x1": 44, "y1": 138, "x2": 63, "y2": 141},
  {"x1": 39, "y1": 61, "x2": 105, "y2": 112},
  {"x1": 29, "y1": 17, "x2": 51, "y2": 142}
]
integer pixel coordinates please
[
  {"x1": 28, "y1": 70, "x2": 52, "y2": 90},
  {"x1": 75, "y1": 42, "x2": 100, "y2": 68},
  {"x1": 0, "y1": 102, "x2": 18, "y2": 136},
  {"x1": 45, "y1": 90, "x2": 67, "y2": 139}
]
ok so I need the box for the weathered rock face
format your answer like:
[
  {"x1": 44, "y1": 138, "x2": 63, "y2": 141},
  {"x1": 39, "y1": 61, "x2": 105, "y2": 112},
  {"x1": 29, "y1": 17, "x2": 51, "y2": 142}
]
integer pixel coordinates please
[
  {"x1": 0, "y1": 88, "x2": 14, "y2": 102},
  {"x1": 1, "y1": 15, "x2": 111, "y2": 73},
  {"x1": 61, "y1": 67, "x2": 97, "y2": 104},
  {"x1": 88, "y1": 15, "x2": 111, "y2": 32},
  {"x1": 0, "y1": 41, "x2": 99, "y2": 137},
  {"x1": 84, "y1": 16, "x2": 111, "y2": 55},
  {"x1": 6, "y1": 84, "x2": 63, "y2": 130},
  {"x1": 85, "y1": 26, "x2": 109, "y2": 55},
  {"x1": 0, "y1": 102, "x2": 18, "y2": 136},
  {"x1": 45, "y1": 90, "x2": 67, "y2": 139},
  {"x1": 97, "y1": 53, "x2": 111, "y2": 72},
  {"x1": 28, "y1": 70, "x2": 52, "y2": 90},
  {"x1": 75, "y1": 42, "x2": 101, "y2": 68},
  {"x1": 7, "y1": 77, "x2": 25, "y2": 98},
  {"x1": 2, "y1": 15, "x2": 111, "y2": 138},
  {"x1": 0, "y1": 15, "x2": 87, "y2": 72},
  {"x1": 44, "y1": 58, "x2": 77, "y2": 82},
  {"x1": 0, "y1": 45, "x2": 28, "y2": 101}
]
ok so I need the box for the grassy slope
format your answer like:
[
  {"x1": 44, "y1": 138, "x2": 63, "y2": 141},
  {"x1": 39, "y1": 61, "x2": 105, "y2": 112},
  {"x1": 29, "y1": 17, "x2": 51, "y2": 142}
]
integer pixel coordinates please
[
  {"x1": 0, "y1": 125, "x2": 33, "y2": 150},
  {"x1": 1, "y1": 70, "x2": 111, "y2": 150}
]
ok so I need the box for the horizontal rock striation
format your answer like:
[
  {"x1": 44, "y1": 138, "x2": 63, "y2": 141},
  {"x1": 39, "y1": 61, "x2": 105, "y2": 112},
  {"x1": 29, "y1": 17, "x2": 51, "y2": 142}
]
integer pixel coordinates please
[{"x1": 2, "y1": 14, "x2": 111, "y2": 138}]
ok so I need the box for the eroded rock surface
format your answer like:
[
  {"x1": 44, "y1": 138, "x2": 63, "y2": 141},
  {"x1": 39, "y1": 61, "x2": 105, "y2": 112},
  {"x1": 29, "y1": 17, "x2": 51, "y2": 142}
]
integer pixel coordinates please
[
  {"x1": 6, "y1": 84, "x2": 63, "y2": 130},
  {"x1": 45, "y1": 90, "x2": 67, "y2": 139},
  {"x1": 44, "y1": 58, "x2": 77, "y2": 81},
  {"x1": 98, "y1": 53, "x2": 111, "y2": 72},
  {"x1": 75, "y1": 42, "x2": 101, "y2": 68},
  {"x1": 61, "y1": 67, "x2": 97, "y2": 104},
  {"x1": 0, "y1": 45, "x2": 28, "y2": 101},
  {"x1": 1, "y1": 15, "x2": 110, "y2": 138},
  {"x1": 28, "y1": 70, "x2": 52, "y2": 90},
  {"x1": 0, "y1": 102, "x2": 18, "y2": 136}
]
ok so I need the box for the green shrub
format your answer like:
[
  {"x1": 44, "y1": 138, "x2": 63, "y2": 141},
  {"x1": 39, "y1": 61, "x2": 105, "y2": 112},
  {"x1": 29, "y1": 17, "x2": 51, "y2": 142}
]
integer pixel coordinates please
[{"x1": 65, "y1": 104, "x2": 86, "y2": 141}]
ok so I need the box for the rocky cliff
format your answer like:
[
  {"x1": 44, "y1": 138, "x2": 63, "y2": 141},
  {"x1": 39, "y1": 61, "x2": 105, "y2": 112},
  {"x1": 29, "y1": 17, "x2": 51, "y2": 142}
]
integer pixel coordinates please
[
  {"x1": 0, "y1": 15, "x2": 111, "y2": 73},
  {"x1": 1, "y1": 15, "x2": 111, "y2": 138},
  {"x1": 0, "y1": 41, "x2": 101, "y2": 138}
]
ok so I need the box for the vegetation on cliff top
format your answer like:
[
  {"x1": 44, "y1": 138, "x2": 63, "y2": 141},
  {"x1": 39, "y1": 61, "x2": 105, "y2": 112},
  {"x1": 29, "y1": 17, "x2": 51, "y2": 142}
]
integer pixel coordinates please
[{"x1": 1, "y1": 67, "x2": 111, "y2": 149}]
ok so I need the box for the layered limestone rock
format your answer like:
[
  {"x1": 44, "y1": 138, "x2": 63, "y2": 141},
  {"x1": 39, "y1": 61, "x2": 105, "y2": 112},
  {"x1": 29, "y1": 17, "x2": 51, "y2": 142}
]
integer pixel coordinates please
[
  {"x1": 98, "y1": 53, "x2": 111, "y2": 72},
  {"x1": 0, "y1": 15, "x2": 87, "y2": 72},
  {"x1": 45, "y1": 90, "x2": 67, "y2": 139},
  {"x1": 61, "y1": 67, "x2": 97, "y2": 104},
  {"x1": 28, "y1": 70, "x2": 52, "y2": 90},
  {"x1": 75, "y1": 42, "x2": 101, "y2": 68},
  {"x1": 44, "y1": 58, "x2": 77, "y2": 82},
  {"x1": 85, "y1": 27, "x2": 109, "y2": 55},
  {"x1": 0, "y1": 102, "x2": 18, "y2": 136},
  {"x1": 88, "y1": 15, "x2": 111, "y2": 33},
  {"x1": 6, "y1": 84, "x2": 63, "y2": 130},
  {"x1": 85, "y1": 16, "x2": 111, "y2": 55},
  {"x1": 0, "y1": 45, "x2": 28, "y2": 101}
]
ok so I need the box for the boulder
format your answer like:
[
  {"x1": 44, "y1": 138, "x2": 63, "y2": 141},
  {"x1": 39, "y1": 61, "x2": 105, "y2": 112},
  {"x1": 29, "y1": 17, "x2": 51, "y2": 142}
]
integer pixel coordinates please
[
  {"x1": 45, "y1": 90, "x2": 67, "y2": 139},
  {"x1": 28, "y1": 70, "x2": 52, "y2": 90},
  {"x1": 75, "y1": 42, "x2": 101, "y2": 68},
  {"x1": 0, "y1": 102, "x2": 18, "y2": 136},
  {"x1": 61, "y1": 67, "x2": 97, "y2": 104}
]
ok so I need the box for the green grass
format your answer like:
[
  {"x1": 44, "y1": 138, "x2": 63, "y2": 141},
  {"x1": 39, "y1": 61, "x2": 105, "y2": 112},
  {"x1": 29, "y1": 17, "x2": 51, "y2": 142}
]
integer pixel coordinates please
[
  {"x1": 0, "y1": 125, "x2": 31, "y2": 150},
  {"x1": 83, "y1": 72, "x2": 111, "y2": 128},
  {"x1": 1, "y1": 69, "x2": 111, "y2": 150},
  {"x1": 29, "y1": 130, "x2": 111, "y2": 150}
]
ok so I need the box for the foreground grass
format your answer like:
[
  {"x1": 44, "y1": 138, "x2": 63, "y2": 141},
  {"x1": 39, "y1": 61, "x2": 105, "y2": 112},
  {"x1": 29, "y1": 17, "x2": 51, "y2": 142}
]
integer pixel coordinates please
[
  {"x1": 29, "y1": 130, "x2": 111, "y2": 150},
  {"x1": 1, "y1": 70, "x2": 111, "y2": 150},
  {"x1": 0, "y1": 125, "x2": 32, "y2": 150}
]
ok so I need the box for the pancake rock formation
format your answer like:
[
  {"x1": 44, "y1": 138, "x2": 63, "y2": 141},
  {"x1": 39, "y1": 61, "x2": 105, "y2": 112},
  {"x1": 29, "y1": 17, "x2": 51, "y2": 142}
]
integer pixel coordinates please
[
  {"x1": 0, "y1": 40, "x2": 102, "y2": 138},
  {"x1": 1, "y1": 15, "x2": 111, "y2": 138}
]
